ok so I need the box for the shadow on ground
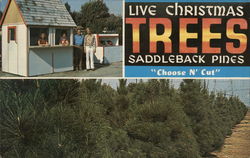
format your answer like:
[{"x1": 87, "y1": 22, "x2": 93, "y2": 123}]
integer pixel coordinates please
[{"x1": 0, "y1": 62, "x2": 123, "y2": 78}]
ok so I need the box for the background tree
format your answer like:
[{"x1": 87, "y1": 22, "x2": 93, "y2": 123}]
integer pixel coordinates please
[
  {"x1": 179, "y1": 80, "x2": 248, "y2": 156},
  {"x1": 105, "y1": 14, "x2": 123, "y2": 44},
  {"x1": 78, "y1": 1, "x2": 110, "y2": 33},
  {"x1": 64, "y1": 2, "x2": 122, "y2": 43},
  {"x1": 65, "y1": 2, "x2": 71, "y2": 13}
]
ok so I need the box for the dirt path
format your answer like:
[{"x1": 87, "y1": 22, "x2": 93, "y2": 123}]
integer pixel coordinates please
[{"x1": 213, "y1": 111, "x2": 250, "y2": 158}]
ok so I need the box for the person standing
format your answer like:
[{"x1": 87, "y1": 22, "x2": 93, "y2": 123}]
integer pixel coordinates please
[
  {"x1": 74, "y1": 29, "x2": 84, "y2": 71},
  {"x1": 84, "y1": 28, "x2": 96, "y2": 71}
]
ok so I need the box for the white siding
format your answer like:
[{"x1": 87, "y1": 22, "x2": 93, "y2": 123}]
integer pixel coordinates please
[
  {"x1": 29, "y1": 47, "x2": 73, "y2": 76},
  {"x1": 95, "y1": 47, "x2": 104, "y2": 64},
  {"x1": 8, "y1": 39, "x2": 18, "y2": 74},
  {"x1": 70, "y1": 28, "x2": 73, "y2": 45},
  {"x1": 49, "y1": 28, "x2": 55, "y2": 46},
  {"x1": 29, "y1": 49, "x2": 53, "y2": 76},
  {"x1": 2, "y1": 24, "x2": 28, "y2": 76},
  {"x1": 2, "y1": 25, "x2": 8, "y2": 72},
  {"x1": 53, "y1": 47, "x2": 73, "y2": 72},
  {"x1": 17, "y1": 24, "x2": 28, "y2": 76}
]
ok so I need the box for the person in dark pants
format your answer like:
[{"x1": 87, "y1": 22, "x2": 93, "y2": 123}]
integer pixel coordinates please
[{"x1": 74, "y1": 29, "x2": 84, "y2": 71}]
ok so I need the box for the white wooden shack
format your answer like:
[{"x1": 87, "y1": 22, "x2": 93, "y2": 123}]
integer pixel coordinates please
[
  {"x1": 0, "y1": 0, "x2": 76, "y2": 76},
  {"x1": 95, "y1": 34, "x2": 122, "y2": 64}
]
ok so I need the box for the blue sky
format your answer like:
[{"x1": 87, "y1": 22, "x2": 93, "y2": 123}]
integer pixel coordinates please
[
  {"x1": 0, "y1": 0, "x2": 123, "y2": 15},
  {"x1": 103, "y1": 79, "x2": 250, "y2": 107}
]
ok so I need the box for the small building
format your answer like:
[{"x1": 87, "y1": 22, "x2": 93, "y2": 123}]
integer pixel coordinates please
[
  {"x1": 0, "y1": 0, "x2": 76, "y2": 76},
  {"x1": 95, "y1": 34, "x2": 122, "y2": 64}
]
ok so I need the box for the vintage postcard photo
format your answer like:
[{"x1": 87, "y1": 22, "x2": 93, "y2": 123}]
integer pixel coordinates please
[
  {"x1": 0, "y1": 0, "x2": 123, "y2": 77},
  {"x1": 0, "y1": 79, "x2": 249, "y2": 157}
]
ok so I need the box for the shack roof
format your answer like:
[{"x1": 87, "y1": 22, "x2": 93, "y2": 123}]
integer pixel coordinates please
[{"x1": 1, "y1": 0, "x2": 76, "y2": 27}]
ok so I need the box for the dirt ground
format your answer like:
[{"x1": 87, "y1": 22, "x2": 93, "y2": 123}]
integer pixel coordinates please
[
  {"x1": 0, "y1": 62, "x2": 123, "y2": 78},
  {"x1": 213, "y1": 110, "x2": 250, "y2": 158}
]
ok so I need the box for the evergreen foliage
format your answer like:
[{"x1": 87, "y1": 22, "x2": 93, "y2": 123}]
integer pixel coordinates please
[
  {"x1": 66, "y1": 1, "x2": 122, "y2": 35},
  {"x1": 0, "y1": 80, "x2": 248, "y2": 158}
]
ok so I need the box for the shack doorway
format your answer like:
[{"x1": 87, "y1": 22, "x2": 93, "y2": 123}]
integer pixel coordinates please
[{"x1": 8, "y1": 27, "x2": 18, "y2": 74}]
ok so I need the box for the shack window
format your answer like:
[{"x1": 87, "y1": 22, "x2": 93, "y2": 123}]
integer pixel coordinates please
[
  {"x1": 55, "y1": 29, "x2": 71, "y2": 46},
  {"x1": 98, "y1": 36, "x2": 119, "y2": 47},
  {"x1": 8, "y1": 27, "x2": 16, "y2": 42},
  {"x1": 30, "y1": 28, "x2": 49, "y2": 46}
]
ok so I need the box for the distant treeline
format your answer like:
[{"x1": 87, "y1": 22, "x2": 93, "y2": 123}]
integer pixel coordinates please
[
  {"x1": 65, "y1": 1, "x2": 122, "y2": 44},
  {"x1": 0, "y1": 80, "x2": 248, "y2": 158}
]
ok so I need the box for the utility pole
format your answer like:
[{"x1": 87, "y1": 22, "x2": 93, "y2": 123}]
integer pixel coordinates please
[{"x1": 230, "y1": 80, "x2": 234, "y2": 96}]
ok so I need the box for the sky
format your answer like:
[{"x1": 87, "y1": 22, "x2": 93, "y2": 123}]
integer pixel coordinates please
[
  {"x1": 103, "y1": 79, "x2": 250, "y2": 107},
  {"x1": 0, "y1": 0, "x2": 123, "y2": 15}
]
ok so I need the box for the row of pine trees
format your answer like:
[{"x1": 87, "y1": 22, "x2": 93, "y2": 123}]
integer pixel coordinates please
[{"x1": 0, "y1": 80, "x2": 248, "y2": 158}]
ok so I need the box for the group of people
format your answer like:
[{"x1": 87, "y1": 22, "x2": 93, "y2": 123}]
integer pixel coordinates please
[
  {"x1": 37, "y1": 27, "x2": 96, "y2": 71},
  {"x1": 38, "y1": 32, "x2": 69, "y2": 47},
  {"x1": 74, "y1": 28, "x2": 96, "y2": 71}
]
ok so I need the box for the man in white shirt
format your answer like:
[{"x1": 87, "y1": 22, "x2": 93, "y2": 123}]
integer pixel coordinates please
[{"x1": 84, "y1": 28, "x2": 96, "y2": 71}]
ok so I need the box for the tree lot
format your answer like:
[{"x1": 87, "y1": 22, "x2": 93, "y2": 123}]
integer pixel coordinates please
[{"x1": 0, "y1": 80, "x2": 248, "y2": 158}]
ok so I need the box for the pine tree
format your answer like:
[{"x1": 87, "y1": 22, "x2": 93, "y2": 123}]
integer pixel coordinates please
[{"x1": 0, "y1": 79, "x2": 247, "y2": 158}]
